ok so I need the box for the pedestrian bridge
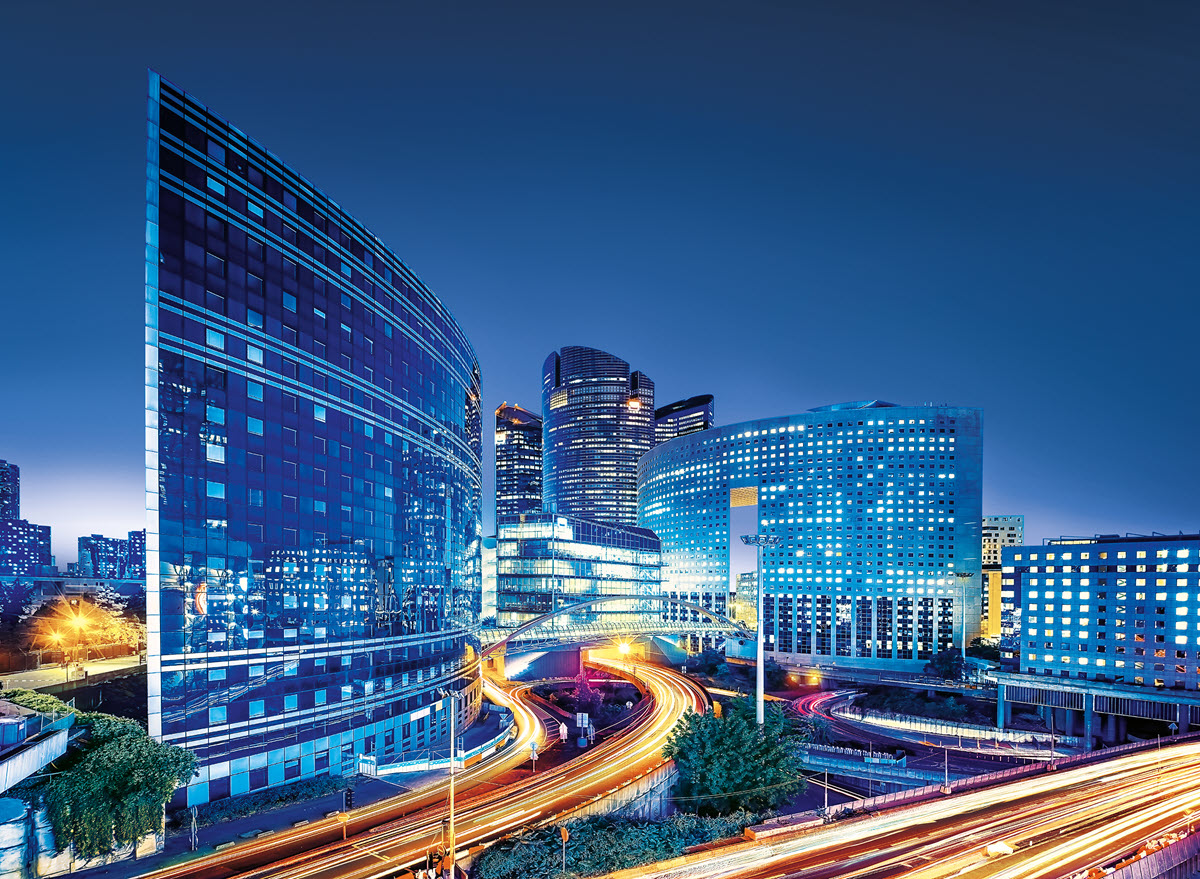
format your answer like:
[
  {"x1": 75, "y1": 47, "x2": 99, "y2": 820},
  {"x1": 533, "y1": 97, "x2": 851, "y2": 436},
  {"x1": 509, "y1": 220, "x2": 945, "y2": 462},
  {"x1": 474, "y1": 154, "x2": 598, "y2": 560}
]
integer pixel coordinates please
[{"x1": 481, "y1": 596, "x2": 753, "y2": 676}]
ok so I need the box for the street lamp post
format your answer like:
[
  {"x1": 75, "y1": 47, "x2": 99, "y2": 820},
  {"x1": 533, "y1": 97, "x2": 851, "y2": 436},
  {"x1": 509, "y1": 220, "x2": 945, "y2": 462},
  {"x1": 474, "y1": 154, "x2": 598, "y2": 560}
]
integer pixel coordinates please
[
  {"x1": 741, "y1": 533, "x2": 782, "y2": 726},
  {"x1": 437, "y1": 688, "x2": 461, "y2": 869}
]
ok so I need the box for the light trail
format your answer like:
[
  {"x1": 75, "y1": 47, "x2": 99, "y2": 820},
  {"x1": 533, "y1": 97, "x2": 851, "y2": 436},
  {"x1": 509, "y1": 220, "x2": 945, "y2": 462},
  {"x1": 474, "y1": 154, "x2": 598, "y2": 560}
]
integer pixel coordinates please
[
  {"x1": 139, "y1": 661, "x2": 708, "y2": 879},
  {"x1": 614, "y1": 741, "x2": 1200, "y2": 879}
]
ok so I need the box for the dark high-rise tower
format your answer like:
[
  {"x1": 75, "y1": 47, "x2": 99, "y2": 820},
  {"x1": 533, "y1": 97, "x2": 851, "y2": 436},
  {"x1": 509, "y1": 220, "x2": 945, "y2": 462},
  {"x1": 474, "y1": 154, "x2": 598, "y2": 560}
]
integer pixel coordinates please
[
  {"x1": 495, "y1": 403, "x2": 543, "y2": 518},
  {"x1": 0, "y1": 461, "x2": 19, "y2": 520},
  {"x1": 541, "y1": 346, "x2": 654, "y2": 527},
  {"x1": 654, "y1": 394, "x2": 715, "y2": 445},
  {"x1": 146, "y1": 73, "x2": 483, "y2": 806}
]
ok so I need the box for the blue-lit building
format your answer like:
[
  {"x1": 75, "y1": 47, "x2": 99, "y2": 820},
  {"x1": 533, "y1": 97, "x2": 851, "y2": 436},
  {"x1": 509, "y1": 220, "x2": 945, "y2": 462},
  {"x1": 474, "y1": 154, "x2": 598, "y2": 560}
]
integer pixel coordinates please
[
  {"x1": 495, "y1": 513, "x2": 661, "y2": 628},
  {"x1": 638, "y1": 402, "x2": 983, "y2": 672},
  {"x1": 0, "y1": 519, "x2": 53, "y2": 579},
  {"x1": 0, "y1": 461, "x2": 18, "y2": 520},
  {"x1": 655, "y1": 395, "x2": 715, "y2": 446},
  {"x1": 495, "y1": 403, "x2": 543, "y2": 519},
  {"x1": 78, "y1": 533, "x2": 130, "y2": 579},
  {"x1": 542, "y1": 346, "x2": 655, "y2": 528},
  {"x1": 126, "y1": 529, "x2": 147, "y2": 580},
  {"x1": 145, "y1": 73, "x2": 483, "y2": 805},
  {"x1": 1005, "y1": 533, "x2": 1200, "y2": 690}
]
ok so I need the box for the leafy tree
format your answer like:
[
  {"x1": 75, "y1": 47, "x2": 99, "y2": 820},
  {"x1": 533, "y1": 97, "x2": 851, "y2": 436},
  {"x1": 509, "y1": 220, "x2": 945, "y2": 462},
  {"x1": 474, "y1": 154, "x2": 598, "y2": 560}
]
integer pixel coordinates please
[
  {"x1": 763, "y1": 659, "x2": 789, "y2": 690},
  {"x1": 8, "y1": 689, "x2": 196, "y2": 859},
  {"x1": 924, "y1": 648, "x2": 965, "y2": 681},
  {"x1": 688, "y1": 648, "x2": 726, "y2": 675},
  {"x1": 663, "y1": 696, "x2": 804, "y2": 815},
  {"x1": 967, "y1": 637, "x2": 1001, "y2": 661}
]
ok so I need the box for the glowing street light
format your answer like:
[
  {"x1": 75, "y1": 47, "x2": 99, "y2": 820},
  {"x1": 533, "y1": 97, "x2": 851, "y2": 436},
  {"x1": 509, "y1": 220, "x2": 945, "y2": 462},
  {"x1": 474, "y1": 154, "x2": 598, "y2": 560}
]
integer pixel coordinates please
[{"x1": 741, "y1": 532, "x2": 782, "y2": 726}]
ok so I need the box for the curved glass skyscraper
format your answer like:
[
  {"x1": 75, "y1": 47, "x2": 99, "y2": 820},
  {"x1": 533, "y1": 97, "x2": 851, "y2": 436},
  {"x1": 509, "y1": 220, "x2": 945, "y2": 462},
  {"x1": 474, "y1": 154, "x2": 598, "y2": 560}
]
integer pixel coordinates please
[
  {"x1": 638, "y1": 402, "x2": 982, "y2": 673},
  {"x1": 541, "y1": 346, "x2": 654, "y2": 527},
  {"x1": 146, "y1": 73, "x2": 483, "y2": 805}
]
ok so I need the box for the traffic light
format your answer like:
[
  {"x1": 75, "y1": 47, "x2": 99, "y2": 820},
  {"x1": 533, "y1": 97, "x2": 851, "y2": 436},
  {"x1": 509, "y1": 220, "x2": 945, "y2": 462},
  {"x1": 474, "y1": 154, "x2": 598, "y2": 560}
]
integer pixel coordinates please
[{"x1": 343, "y1": 787, "x2": 355, "y2": 811}]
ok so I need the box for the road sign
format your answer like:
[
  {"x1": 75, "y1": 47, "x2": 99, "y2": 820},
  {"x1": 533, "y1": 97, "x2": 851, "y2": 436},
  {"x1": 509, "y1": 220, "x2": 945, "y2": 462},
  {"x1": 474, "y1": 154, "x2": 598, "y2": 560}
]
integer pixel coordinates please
[
  {"x1": 576, "y1": 712, "x2": 589, "y2": 728},
  {"x1": 1170, "y1": 722, "x2": 1179, "y2": 733},
  {"x1": 559, "y1": 722, "x2": 568, "y2": 742},
  {"x1": 560, "y1": 827, "x2": 569, "y2": 842},
  {"x1": 530, "y1": 740, "x2": 537, "y2": 755}
]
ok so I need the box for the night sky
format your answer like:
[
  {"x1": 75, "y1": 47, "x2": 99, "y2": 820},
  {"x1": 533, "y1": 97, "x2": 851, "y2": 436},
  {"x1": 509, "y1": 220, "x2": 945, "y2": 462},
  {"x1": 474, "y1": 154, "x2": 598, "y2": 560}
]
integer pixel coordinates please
[{"x1": 1, "y1": 1, "x2": 1196, "y2": 564}]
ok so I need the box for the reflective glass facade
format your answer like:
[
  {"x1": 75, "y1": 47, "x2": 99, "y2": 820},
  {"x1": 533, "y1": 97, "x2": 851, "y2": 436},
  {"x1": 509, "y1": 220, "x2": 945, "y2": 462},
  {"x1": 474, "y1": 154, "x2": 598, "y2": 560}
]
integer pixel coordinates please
[
  {"x1": 638, "y1": 402, "x2": 982, "y2": 672},
  {"x1": 1007, "y1": 535, "x2": 1200, "y2": 690},
  {"x1": 0, "y1": 461, "x2": 18, "y2": 520},
  {"x1": 495, "y1": 403, "x2": 543, "y2": 518},
  {"x1": 655, "y1": 395, "x2": 715, "y2": 446},
  {"x1": 496, "y1": 513, "x2": 661, "y2": 628},
  {"x1": 542, "y1": 346, "x2": 654, "y2": 528},
  {"x1": 145, "y1": 73, "x2": 483, "y2": 805}
]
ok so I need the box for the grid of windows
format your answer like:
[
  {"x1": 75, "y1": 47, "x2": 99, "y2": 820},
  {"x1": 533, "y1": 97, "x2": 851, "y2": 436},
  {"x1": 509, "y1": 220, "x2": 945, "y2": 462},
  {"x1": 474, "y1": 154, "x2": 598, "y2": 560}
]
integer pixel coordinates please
[
  {"x1": 1006, "y1": 534, "x2": 1200, "y2": 690},
  {"x1": 542, "y1": 346, "x2": 654, "y2": 528},
  {"x1": 495, "y1": 404, "x2": 543, "y2": 518},
  {"x1": 146, "y1": 73, "x2": 483, "y2": 806},
  {"x1": 637, "y1": 402, "x2": 983, "y2": 672},
  {"x1": 495, "y1": 513, "x2": 662, "y2": 628}
]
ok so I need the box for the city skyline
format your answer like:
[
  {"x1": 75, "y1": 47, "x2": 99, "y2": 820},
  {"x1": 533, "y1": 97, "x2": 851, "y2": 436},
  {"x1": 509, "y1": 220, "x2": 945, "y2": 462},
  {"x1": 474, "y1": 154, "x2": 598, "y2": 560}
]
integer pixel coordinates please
[{"x1": 2, "y1": 2, "x2": 1198, "y2": 561}]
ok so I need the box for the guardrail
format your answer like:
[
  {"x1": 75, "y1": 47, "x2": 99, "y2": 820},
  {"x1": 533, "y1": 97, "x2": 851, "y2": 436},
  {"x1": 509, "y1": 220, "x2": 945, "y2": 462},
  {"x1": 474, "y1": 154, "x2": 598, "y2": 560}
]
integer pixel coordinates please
[
  {"x1": 833, "y1": 704, "x2": 1083, "y2": 748},
  {"x1": 378, "y1": 711, "x2": 516, "y2": 775}
]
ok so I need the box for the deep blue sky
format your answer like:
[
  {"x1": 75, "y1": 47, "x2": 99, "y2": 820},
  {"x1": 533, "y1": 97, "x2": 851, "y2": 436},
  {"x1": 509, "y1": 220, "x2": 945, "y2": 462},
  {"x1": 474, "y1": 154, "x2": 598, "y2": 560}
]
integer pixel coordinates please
[{"x1": 1, "y1": 1, "x2": 1196, "y2": 563}]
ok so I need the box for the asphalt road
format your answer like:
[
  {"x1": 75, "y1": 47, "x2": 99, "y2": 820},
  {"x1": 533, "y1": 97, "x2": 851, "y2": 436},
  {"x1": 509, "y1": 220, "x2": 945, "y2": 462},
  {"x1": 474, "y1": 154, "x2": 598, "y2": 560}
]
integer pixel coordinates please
[
  {"x1": 135, "y1": 660, "x2": 707, "y2": 879},
  {"x1": 618, "y1": 739, "x2": 1200, "y2": 879}
]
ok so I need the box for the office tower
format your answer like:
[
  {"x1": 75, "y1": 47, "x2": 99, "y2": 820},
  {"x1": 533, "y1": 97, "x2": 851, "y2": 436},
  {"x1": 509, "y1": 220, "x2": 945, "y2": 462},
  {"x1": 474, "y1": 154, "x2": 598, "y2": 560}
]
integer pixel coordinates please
[
  {"x1": 1005, "y1": 534, "x2": 1200, "y2": 688},
  {"x1": 0, "y1": 461, "x2": 18, "y2": 519},
  {"x1": 78, "y1": 533, "x2": 129, "y2": 579},
  {"x1": 655, "y1": 395, "x2": 715, "y2": 446},
  {"x1": 495, "y1": 513, "x2": 661, "y2": 628},
  {"x1": 495, "y1": 403, "x2": 543, "y2": 518},
  {"x1": 542, "y1": 346, "x2": 654, "y2": 527},
  {"x1": 639, "y1": 401, "x2": 983, "y2": 672},
  {"x1": 126, "y1": 529, "x2": 147, "y2": 579},
  {"x1": 0, "y1": 519, "x2": 52, "y2": 578},
  {"x1": 981, "y1": 516, "x2": 1023, "y2": 639},
  {"x1": 983, "y1": 515, "x2": 1024, "y2": 566},
  {"x1": 481, "y1": 536, "x2": 498, "y2": 621},
  {"x1": 146, "y1": 73, "x2": 483, "y2": 806},
  {"x1": 731, "y1": 571, "x2": 757, "y2": 629}
]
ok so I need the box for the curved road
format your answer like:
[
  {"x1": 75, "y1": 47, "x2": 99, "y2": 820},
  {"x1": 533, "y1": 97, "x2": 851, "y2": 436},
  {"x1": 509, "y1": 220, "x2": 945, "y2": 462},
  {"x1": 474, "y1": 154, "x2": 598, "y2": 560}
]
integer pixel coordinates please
[
  {"x1": 620, "y1": 740, "x2": 1200, "y2": 879},
  {"x1": 140, "y1": 660, "x2": 706, "y2": 879}
]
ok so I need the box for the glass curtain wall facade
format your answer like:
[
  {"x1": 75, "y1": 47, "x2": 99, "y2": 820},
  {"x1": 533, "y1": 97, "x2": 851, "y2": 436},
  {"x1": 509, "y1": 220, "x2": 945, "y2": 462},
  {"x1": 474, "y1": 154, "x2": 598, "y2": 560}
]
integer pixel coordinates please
[
  {"x1": 496, "y1": 513, "x2": 661, "y2": 628},
  {"x1": 495, "y1": 403, "x2": 543, "y2": 518},
  {"x1": 638, "y1": 402, "x2": 982, "y2": 673},
  {"x1": 146, "y1": 73, "x2": 483, "y2": 806},
  {"x1": 1007, "y1": 535, "x2": 1200, "y2": 690},
  {"x1": 654, "y1": 395, "x2": 715, "y2": 446},
  {"x1": 0, "y1": 461, "x2": 18, "y2": 520},
  {"x1": 541, "y1": 346, "x2": 654, "y2": 528}
]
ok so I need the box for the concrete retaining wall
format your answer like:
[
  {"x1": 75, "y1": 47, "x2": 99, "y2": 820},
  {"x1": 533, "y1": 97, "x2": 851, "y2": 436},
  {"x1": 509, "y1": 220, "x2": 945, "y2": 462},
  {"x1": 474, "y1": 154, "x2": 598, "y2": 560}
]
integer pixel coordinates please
[{"x1": 0, "y1": 797, "x2": 161, "y2": 879}]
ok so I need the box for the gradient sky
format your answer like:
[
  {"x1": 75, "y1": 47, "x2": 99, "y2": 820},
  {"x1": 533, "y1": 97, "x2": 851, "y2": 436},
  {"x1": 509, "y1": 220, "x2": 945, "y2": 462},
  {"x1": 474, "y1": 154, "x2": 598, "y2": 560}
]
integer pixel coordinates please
[{"x1": 1, "y1": 1, "x2": 1196, "y2": 564}]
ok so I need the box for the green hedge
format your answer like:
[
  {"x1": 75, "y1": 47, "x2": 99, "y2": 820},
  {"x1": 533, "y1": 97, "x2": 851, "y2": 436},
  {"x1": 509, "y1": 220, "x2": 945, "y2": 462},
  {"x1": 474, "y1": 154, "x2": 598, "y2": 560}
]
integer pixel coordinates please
[
  {"x1": 186, "y1": 775, "x2": 349, "y2": 827},
  {"x1": 473, "y1": 811, "x2": 763, "y2": 879}
]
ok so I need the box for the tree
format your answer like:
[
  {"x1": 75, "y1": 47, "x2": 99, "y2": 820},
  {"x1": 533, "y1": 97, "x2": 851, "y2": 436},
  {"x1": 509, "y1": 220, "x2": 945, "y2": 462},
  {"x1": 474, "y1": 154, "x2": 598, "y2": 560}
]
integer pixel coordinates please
[
  {"x1": 924, "y1": 649, "x2": 965, "y2": 681},
  {"x1": 967, "y1": 638, "x2": 1001, "y2": 661},
  {"x1": 763, "y1": 659, "x2": 789, "y2": 690},
  {"x1": 8, "y1": 690, "x2": 197, "y2": 859},
  {"x1": 663, "y1": 696, "x2": 804, "y2": 815}
]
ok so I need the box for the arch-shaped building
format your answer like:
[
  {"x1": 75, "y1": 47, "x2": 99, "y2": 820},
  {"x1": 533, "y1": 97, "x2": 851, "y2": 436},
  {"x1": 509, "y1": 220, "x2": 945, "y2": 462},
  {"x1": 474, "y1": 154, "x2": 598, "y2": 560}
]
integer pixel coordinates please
[
  {"x1": 146, "y1": 73, "x2": 482, "y2": 805},
  {"x1": 637, "y1": 402, "x2": 982, "y2": 672}
]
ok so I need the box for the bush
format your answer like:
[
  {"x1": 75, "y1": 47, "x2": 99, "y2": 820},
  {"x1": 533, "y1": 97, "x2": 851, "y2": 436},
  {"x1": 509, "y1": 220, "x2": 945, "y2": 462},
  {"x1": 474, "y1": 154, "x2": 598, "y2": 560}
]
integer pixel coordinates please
[
  {"x1": 186, "y1": 776, "x2": 349, "y2": 827},
  {"x1": 473, "y1": 810, "x2": 764, "y2": 879},
  {"x1": 8, "y1": 689, "x2": 196, "y2": 860}
]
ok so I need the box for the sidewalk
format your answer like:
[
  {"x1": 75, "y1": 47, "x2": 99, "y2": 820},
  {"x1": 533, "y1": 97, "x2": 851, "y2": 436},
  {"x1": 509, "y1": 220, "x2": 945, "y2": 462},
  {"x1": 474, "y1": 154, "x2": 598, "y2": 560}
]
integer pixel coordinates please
[{"x1": 0, "y1": 656, "x2": 143, "y2": 693}]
